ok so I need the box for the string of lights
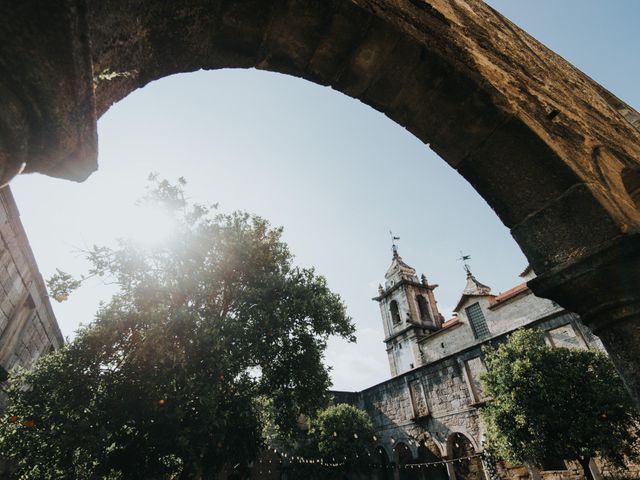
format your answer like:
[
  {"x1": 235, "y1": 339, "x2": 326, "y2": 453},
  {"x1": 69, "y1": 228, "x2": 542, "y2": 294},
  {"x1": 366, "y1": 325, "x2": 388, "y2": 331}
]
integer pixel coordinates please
[{"x1": 261, "y1": 444, "x2": 482, "y2": 470}]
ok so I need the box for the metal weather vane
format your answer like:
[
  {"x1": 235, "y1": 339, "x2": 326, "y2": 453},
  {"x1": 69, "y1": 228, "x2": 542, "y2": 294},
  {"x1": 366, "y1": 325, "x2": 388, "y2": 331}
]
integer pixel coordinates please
[
  {"x1": 458, "y1": 251, "x2": 472, "y2": 275},
  {"x1": 390, "y1": 231, "x2": 400, "y2": 255}
]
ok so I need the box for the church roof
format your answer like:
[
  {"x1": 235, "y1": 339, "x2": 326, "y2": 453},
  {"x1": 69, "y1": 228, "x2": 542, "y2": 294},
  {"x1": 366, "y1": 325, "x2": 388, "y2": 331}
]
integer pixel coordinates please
[
  {"x1": 461, "y1": 272, "x2": 491, "y2": 296},
  {"x1": 489, "y1": 282, "x2": 529, "y2": 309},
  {"x1": 519, "y1": 265, "x2": 533, "y2": 277},
  {"x1": 383, "y1": 249, "x2": 419, "y2": 288},
  {"x1": 453, "y1": 272, "x2": 493, "y2": 312},
  {"x1": 385, "y1": 252, "x2": 416, "y2": 278}
]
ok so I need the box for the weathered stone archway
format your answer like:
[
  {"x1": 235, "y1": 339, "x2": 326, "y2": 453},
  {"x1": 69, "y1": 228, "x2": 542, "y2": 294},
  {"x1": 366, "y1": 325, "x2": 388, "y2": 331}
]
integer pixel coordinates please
[
  {"x1": 394, "y1": 442, "x2": 418, "y2": 480},
  {"x1": 417, "y1": 435, "x2": 447, "y2": 480},
  {"x1": 447, "y1": 433, "x2": 483, "y2": 480},
  {"x1": 1, "y1": 0, "x2": 640, "y2": 406}
]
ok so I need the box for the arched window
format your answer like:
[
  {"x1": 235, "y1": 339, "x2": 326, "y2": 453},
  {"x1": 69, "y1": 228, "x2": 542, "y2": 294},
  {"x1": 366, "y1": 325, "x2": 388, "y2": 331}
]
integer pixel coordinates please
[
  {"x1": 390, "y1": 300, "x2": 401, "y2": 324},
  {"x1": 416, "y1": 295, "x2": 431, "y2": 323}
]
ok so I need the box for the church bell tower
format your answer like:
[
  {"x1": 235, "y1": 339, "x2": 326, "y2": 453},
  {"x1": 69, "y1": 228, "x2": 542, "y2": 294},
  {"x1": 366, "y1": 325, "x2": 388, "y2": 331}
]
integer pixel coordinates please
[{"x1": 373, "y1": 242, "x2": 444, "y2": 377}]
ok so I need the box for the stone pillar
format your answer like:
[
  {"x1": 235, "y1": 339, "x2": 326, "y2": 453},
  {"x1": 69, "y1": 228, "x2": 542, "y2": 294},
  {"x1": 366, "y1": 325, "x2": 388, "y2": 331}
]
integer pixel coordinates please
[
  {"x1": 596, "y1": 319, "x2": 640, "y2": 411},
  {"x1": 445, "y1": 462, "x2": 456, "y2": 480},
  {"x1": 529, "y1": 234, "x2": 640, "y2": 412}
]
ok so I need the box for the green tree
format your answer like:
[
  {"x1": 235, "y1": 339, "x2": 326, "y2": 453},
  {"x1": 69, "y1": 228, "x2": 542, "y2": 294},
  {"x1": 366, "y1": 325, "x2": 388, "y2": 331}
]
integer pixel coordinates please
[
  {"x1": 288, "y1": 403, "x2": 376, "y2": 479},
  {"x1": 0, "y1": 176, "x2": 355, "y2": 479},
  {"x1": 481, "y1": 328, "x2": 640, "y2": 479}
]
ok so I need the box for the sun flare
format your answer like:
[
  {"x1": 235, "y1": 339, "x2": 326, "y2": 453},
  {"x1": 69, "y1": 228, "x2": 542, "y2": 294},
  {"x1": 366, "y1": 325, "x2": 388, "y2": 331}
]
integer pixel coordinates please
[{"x1": 122, "y1": 205, "x2": 176, "y2": 247}]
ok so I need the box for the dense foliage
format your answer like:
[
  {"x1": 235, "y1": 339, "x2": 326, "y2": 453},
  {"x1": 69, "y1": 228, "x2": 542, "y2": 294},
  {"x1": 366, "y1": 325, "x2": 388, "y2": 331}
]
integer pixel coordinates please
[
  {"x1": 481, "y1": 328, "x2": 640, "y2": 479},
  {"x1": 287, "y1": 403, "x2": 376, "y2": 479},
  {"x1": 0, "y1": 177, "x2": 355, "y2": 479}
]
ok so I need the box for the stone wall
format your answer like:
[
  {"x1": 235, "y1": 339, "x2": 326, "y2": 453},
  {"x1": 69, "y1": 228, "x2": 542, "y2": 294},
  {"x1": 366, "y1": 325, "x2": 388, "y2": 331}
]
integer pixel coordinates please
[
  {"x1": 0, "y1": 187, "x2": 62, "y2": 407},
  {"x1": 343, "y1": 308, "x2": 620, "y2": 479},
  {"x1": 421, "y1": 288, "x2": 561, "y2": 365},
  {"x1": 357, "y1": 348, "x2": 485, "y2": 462}
]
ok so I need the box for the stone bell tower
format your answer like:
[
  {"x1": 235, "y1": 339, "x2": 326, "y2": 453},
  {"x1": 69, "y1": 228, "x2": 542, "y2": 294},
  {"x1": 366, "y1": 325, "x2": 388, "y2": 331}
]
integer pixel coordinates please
[{"x1": 373, "y1": 243, "x2": 444, "y2": 377}]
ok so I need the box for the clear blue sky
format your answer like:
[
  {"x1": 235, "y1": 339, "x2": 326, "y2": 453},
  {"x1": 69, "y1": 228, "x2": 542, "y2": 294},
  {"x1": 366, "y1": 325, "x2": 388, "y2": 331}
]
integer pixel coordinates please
[{"x1": 11, "y1": 1, "x2": 639, "y2": 390}]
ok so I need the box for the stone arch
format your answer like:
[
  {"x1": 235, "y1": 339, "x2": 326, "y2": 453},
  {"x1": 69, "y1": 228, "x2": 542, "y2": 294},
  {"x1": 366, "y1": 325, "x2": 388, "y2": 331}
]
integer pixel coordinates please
[
  {"x1": 444, "y1": 428, "x2": 480, "y2": 457},
  {"x1": 416, "y1": 434, "x2": 448, "y2": 480},
  {"x1": 622, "y1": 166, "x2": 640, "y2": 210},
  {"x1": 394, "y1": 442, "x2": 418, "y2": 480},
  {"x1": 374, "y1": 445, "x2": 391, "y2": 480},
  {"x1": 415, "y1": 295, "x2": 431, "y2": 323},
  {"x1": 3, "y1": 0, "x2": 640, "y2": 408},
  {"x1": 446, "y1": 432, "x2": 484, "y2": 480},
  {"x1": 390, "y1": 300, "x2": 401, "y2": 325}
]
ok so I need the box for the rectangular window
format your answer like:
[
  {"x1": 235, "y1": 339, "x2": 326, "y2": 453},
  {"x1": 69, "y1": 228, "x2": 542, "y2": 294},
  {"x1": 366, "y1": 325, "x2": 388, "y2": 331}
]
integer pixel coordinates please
[{"x1": 466, "y1": 303, "x2": 490, "y2": 339}]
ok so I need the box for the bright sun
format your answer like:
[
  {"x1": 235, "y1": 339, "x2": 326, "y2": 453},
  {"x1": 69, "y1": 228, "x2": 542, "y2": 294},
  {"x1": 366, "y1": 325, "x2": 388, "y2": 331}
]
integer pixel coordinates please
[{"x1": 121, "y1": 205, "x2": 176, "y2": 247}]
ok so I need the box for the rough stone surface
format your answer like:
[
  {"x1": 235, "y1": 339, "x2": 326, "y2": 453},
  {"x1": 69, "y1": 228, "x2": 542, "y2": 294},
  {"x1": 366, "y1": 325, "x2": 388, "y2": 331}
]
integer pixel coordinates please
[
  {"x1": 1, "y1": 0, "x2": 640, "y2": 417},
  {"x1": 0, "y1": 187, "x2": 63, "y2": 408},
  {"x1": 0, "y1": 0, "x2": 97, "y2": 182}
]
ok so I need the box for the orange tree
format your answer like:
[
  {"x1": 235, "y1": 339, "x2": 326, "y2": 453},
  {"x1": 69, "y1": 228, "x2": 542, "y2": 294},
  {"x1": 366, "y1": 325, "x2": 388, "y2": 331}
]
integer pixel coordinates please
[
  {"x1": 0, "y1": 177, "x2": 354, "y2": 480},
  {"x1": 481, "y1": 328, "x2": 640, "y2": 479}
]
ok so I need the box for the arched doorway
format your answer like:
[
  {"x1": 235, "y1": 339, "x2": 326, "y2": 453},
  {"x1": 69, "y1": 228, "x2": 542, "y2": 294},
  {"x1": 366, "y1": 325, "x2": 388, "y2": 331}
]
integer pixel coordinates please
[
  {"x1": 447, "y1": 433, "x2": 483, "y2": 480},
  {"x1": 2, "y1": 0, "x2": 640, "y2": 408},
  {"x1": 374, "y1": 446, "x2": 391, "y2": 480},
  {"x1": 394, "y1": 442, "x2": 418, "y2": 480},
  {"x1": 417, "y1": 436, "x2": 447, "y2": 480}
]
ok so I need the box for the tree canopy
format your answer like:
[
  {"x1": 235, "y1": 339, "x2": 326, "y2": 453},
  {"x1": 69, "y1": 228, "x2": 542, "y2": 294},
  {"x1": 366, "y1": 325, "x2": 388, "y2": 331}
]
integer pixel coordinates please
[
  {"x1": 284, "y1": 403, "x2": 376, "y2": 479},
  {"x1": 0, "y1": 176, "x2": 355, "y2": 479},
  {"x1": 481, "y1": 328, "x2": 640, "y2": 479}
]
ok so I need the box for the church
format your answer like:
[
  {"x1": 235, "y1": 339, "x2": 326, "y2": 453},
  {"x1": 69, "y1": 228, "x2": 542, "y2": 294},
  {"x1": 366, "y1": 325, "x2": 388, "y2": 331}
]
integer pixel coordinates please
[
  {"x1": 0, "y1": 188, "x2": 635, "y2": 479},
  {"x1": 333, "y1": 245, "x2": 619, "y2": 480}
]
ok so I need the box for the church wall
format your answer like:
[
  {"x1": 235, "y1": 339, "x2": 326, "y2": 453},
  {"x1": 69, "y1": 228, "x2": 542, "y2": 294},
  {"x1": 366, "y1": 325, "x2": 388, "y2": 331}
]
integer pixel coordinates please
[
  {"x1": 346, "y1": 253, "x2": 634, "y2": 479},
  {"x1": 357, "y1": 348, "x2": 486, "y2": 460},
  {"x1": 0, "y1": 188, "x2": 62, "y2": 407},
  {"x1": 421, "y1": 291, "x2": 562, "y2": 364},
  {"x1": 351, "y1": 308, "x2": 612, "y2": 479}
]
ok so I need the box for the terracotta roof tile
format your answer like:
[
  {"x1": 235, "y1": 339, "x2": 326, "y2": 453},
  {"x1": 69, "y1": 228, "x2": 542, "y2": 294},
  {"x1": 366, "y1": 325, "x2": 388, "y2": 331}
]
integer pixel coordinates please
[
  {"x1": 441, "y1": 317, "x2": 460, "y2": 329},
  {"x1": 489, "y1": 282, "x2": 529, "y2": 308}
]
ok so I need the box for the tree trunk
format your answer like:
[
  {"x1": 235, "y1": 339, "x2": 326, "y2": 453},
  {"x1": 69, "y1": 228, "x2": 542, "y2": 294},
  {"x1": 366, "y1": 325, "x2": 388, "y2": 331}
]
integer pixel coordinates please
[{"x1": 579, "y1": 457, "x2": 594, "y2": 480}]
